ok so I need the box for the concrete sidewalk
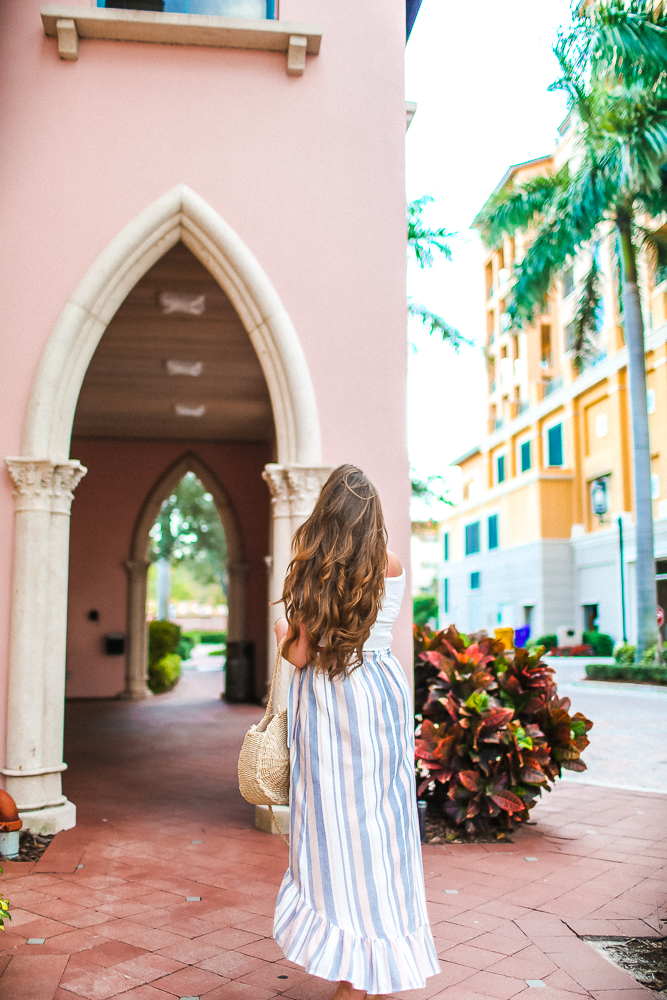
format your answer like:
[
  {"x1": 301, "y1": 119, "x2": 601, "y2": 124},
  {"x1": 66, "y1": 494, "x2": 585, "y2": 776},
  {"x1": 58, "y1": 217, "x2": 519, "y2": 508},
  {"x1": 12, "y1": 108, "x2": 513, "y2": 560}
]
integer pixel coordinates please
[{"x1": 0, "y1": 674, "x2": 665, "y2": 1000}]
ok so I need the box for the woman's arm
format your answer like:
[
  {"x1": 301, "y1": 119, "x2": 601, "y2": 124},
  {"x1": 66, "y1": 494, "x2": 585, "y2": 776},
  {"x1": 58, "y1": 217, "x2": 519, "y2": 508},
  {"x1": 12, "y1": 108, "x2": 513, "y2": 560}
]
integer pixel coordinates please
[
  {"x1": 386, "y1": 549, "x2": 403, "y2": 578},
  {"x1": 273, "y1": 616, "x2": 311, "y2": 668}
]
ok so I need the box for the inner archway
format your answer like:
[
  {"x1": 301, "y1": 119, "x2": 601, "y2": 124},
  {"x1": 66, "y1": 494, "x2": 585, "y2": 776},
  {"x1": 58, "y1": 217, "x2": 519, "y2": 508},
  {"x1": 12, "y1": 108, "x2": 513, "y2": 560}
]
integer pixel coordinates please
[{"x1": 124, "y1": 452, "x2": 246, "y2": 702}]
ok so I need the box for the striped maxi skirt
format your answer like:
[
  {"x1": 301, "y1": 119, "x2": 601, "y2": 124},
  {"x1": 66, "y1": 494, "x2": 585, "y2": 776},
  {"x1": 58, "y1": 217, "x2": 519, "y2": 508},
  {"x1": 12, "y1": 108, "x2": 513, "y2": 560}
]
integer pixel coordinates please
[{"x1": 273, "y1": 649, "x2": 440, "y2": 994}]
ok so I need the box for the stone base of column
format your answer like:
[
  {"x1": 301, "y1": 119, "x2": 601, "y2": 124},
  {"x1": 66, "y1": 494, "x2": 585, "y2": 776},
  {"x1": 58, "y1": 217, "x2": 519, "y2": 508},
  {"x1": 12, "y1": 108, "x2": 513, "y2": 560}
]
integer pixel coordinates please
[
  {"x1": 19, "y1": 798, "x2": 76, "y2": 835},
  {"x1": 255, "y1": 804, "x2": 289, "y2": 836},
  {"x1": 117, "y1": 687, "x2": 153, "y2": 701}
]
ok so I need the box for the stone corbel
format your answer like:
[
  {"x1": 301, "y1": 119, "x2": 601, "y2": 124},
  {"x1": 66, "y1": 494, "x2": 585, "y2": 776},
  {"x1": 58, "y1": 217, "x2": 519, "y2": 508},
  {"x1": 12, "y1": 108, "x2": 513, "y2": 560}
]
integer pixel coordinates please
[
  {"x1": 287, "y1": 35, "x2": 307, "y2": 76},
  {"x1": 56, "y1": 17, "x2": 78, "y2": 60}
]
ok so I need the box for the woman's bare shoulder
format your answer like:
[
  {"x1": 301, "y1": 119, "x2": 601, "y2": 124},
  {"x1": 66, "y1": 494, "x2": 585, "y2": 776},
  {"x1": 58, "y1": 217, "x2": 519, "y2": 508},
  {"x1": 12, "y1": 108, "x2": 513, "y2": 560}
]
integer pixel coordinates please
[{"x1": 386, "y1": 550, "x2": 403, "y2": 578}]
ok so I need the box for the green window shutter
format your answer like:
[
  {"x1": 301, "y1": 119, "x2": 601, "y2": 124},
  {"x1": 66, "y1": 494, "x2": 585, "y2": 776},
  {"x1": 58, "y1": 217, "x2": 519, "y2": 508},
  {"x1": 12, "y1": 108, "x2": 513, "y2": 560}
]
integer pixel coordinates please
[
  {"x1": 488, "y1": 514, "x2": 499, "y2": 550},
  {"x1": 548, "y1": 423, "x2": 563, "y2": 466},
  {"x1": 521, "y1": 440, "x2": 531, "y2": 472},
  {"x1": 465, "y1": 522, "x2": 480, "y2": 555}
]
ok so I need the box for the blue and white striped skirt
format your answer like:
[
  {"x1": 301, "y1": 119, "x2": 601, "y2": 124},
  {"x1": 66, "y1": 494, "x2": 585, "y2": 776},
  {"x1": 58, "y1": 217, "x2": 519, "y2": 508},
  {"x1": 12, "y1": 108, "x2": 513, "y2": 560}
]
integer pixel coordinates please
[{"x1": 273, "y1": 650, "x2": 440, "y2": 993}]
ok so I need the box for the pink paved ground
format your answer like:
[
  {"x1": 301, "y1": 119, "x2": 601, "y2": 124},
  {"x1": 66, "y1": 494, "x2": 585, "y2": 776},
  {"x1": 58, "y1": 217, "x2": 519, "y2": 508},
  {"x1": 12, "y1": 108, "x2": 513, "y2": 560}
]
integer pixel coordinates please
[{"x1": 0, "y1": 673, "x2": 665, "y2": 1000}]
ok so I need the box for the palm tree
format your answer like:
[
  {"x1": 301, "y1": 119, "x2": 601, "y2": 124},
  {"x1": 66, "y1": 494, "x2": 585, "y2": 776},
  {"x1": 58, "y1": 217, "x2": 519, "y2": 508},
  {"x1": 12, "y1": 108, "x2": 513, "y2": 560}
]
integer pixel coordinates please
[
  {"x1": 407, "y1": 196, "x2": 470, "y2": 347},
  {"x1": 476, "y1": 0, "x2": 667, "y2": 658}
]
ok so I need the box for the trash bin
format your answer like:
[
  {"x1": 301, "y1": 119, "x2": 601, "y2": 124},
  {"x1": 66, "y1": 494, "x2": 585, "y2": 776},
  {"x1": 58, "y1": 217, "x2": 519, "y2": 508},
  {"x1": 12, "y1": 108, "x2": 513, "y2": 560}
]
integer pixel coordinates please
[{"x1": 224, "y1": 640, "x2": 255, "y2": 703}]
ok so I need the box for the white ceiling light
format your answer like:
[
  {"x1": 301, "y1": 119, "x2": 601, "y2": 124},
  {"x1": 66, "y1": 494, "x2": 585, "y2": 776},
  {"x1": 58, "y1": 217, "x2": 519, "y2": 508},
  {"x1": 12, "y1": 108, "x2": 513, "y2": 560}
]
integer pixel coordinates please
[
  {"x1": 165, "y1": 360, "x2": 203, "y2": 377},
  {"x1": 175, "y1": 404, "x2": 206, "y2": 418},
  {"x1": 159, "y1": 291, "x2": 206, "y2": 315}
]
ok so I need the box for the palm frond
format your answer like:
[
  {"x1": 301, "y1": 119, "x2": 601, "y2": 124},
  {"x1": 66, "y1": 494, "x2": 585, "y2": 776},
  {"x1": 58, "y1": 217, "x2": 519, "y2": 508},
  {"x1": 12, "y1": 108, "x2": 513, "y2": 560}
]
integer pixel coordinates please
[
  {"x1": 566, "y1": 1, "x2": 667, "y2": 88},
  {"x1": 408, "y1": 302, "x2": 471, "y2": 349},
  {"x1": 408, "y1": 196, "x2": 454, "y2": 268},
  {"x1": 507, "y1": 161, "x2": 606, "y2": 326},
  {"x1": 634, "y1": 224, "x2": 667, "y2": 276},
  {"x1": 476, "y1": 170, "x2": 568, "y2": 249},
  {"x1": 570, "y1": 253, "x2": 602, "y2": 373}
]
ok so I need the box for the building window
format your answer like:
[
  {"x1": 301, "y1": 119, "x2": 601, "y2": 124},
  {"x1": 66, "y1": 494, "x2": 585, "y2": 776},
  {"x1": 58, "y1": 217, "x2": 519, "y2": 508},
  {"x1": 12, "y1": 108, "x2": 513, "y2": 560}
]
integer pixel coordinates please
[
  {"x1": 98, "y1": 1, "x2": 277, "y2": 16},
  {"x1": 443, "y1": 532, "x2": 449, "y2": 562},
  {"x1": 547, "y1": 423, "x2": 563, "y2": 467},
  {"x1": 443, "y1": 578, "x2": 449, "y2": 614},
  {"x1": 648, "y1": 388, "x2": 656, "y2": 414},
  {"x1": 496, "y1": 455, "x2": 505, "y2": 484},
  {"x1": 488, "y1": 514, "x2": 499, "y2": 550},
  {"x1": 465, "y1": 522, "x2": 480, "y2": 555},
  {"x1": 521, "y1": 439, "x2": 531, "y2": 472},
  {"x1": 565, "y1": 321, "x2": 576, "y2": 351},
  {"x1": 562, "y1": 266, "x2": 575, "y2": 298},
  {"x1": 470, "y1": 571, "x2": 481, "y2": 590}
]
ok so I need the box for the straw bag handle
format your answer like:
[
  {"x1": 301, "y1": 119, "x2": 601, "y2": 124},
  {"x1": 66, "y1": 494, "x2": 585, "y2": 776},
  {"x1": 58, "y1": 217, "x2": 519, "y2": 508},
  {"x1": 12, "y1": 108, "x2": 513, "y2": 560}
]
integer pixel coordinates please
[
  {"x1": 265, "y1": 638, "x2": 289, "y2": 848},
  {"x1": 264, "y1": 638, "x2": 285, "y2": 718}
]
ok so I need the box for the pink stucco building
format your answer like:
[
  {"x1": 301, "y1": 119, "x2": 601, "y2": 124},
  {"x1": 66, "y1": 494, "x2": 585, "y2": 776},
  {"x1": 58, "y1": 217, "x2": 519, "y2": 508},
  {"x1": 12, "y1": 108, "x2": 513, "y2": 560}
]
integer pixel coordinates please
[{"x1": 0, "y1": 0, "x2": 417, "y2": 833}]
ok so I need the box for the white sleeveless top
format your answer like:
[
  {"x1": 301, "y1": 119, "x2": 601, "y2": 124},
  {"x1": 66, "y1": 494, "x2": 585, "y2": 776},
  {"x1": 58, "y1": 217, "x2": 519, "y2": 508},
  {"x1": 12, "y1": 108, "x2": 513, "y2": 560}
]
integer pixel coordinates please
[{"x1": 363, "y1": 570, "x2": 406, "y2": 651}]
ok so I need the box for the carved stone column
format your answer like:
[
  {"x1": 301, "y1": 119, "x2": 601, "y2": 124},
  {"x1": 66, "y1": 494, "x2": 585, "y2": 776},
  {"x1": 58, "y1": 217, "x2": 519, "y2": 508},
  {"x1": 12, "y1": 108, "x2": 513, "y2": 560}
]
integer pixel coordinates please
[
  {"x1": 122, "y1": 559, "x2": 152, "y2": 701},
  {"x1": 226, "y1": 561, "x2": 249, "y2": 643},
  {"x1": 3, "y1": 458, "x2": 86, "y2": 833},
  {"x1": 262, "y1": 464, "x2": 333, "y2": 701}
]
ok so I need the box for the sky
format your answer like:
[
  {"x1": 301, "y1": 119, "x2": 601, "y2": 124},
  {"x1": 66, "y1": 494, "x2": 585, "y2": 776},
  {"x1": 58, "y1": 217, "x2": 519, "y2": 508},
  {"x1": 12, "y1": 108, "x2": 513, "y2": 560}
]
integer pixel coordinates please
[{"x1": 405, "y1": 0, "x2": 573, "y2": 514}]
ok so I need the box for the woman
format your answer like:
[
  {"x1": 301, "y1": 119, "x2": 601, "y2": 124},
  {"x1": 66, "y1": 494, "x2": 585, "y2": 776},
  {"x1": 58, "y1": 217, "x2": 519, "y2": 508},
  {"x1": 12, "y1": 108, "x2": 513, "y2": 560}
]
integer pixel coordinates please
[{"x1": 272, "y1": 465, "x2": 439, "y2": 1000}]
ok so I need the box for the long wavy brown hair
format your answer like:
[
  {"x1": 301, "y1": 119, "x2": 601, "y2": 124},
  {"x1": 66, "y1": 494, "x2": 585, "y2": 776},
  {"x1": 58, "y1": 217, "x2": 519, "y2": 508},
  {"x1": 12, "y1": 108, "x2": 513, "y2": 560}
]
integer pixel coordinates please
[{"x1": 281, "y1": 465, "x2": 388, "y2": 679}]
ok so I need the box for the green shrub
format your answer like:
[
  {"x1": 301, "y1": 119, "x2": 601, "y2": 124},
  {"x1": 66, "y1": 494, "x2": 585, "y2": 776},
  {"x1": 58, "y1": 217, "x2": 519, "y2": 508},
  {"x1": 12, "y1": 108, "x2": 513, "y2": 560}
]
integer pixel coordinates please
[
  {"x1": 200, "y1": 631, "x2": 227, "y2": 645},
  {"x1": 583, "y1": 631, "x2": 614, "y2": 656},
  {"x1": 414, "y1": 594, "x2": 438, "y2": 627},
  {"x1": 176, "y1": 635, "x2": 195, "y2": 660},
  {"x1": 640, "y1": 643, "x2": 667, "y2": 666},
  {"x1": 414, "y1": 624, "x2": 592, "y2": 837},
  {"x1": 586, "y1": 662, "x2": 667, "y2": 685},
  {"x1": 148, "y1": 621, "x2": 182, "y2": 694},
  {"x1": 148, "y1": 619, "x2": 182, "y2": 668},
  {"x1": 149, "y1": 653, "x2": 182, "y2": 694},
  {"x1": 534, "y1": 633, "x2": 557, "y2": 650},
  {"x1": 614, "y1": 642, "x2": 635, "y2": 664}
]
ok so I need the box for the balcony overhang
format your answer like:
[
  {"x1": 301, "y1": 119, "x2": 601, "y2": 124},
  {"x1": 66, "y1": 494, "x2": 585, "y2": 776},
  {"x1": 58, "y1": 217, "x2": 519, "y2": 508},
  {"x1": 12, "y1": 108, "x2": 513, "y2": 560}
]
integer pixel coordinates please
[{"x1": 41, "y1": 5, "x2": 322, "y2": 76}]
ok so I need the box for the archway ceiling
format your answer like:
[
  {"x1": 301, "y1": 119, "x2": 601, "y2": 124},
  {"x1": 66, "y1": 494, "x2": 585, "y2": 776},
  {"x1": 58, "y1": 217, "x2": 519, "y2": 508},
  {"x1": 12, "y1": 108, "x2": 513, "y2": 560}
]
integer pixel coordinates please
[{"x1": 72, "y1": 242, "x2": 275, "y2": 442}]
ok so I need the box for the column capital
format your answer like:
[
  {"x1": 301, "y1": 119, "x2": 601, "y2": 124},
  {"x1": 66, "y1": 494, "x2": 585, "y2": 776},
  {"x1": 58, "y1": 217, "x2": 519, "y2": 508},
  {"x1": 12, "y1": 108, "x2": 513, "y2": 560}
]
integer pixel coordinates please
[
  {"x1": 262, "y1": 464, "x2": 333, "y2": 519},
  {"x1": 51, "y1": 461, "x2": 88, "y2": 514},
  {"x1": 262, "y1": 464, "x2": 291, "y2": 516},
  {"x1": 285, "y1": 466, "x2": 334, "y2": 518},
  {"x1": 124, "y1": 558, "x2": 151, "y2": 575},
  {"x1": 5, "y1": 458, "x2": 53, "y2": 512},
  {"x1": 5, "y1": 458, "x2": 87, "y2": 514}
]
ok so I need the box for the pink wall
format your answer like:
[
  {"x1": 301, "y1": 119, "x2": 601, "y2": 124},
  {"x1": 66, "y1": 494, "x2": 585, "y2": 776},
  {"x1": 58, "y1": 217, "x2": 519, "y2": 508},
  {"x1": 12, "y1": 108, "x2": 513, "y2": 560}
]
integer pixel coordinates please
[
  {"x1": 67, "y1": 440, "x2": 271, "y2": 699},
  {"x1": 0, "y1": 0, "x2": 411, "y2": 747}
]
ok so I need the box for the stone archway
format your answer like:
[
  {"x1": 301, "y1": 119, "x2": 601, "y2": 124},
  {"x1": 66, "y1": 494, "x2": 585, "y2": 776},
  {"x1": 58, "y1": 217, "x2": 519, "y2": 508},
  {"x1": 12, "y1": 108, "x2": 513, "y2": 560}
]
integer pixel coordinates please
[
  {"x1": 4, "y1": 186, "x2": 329, "y2": 833},
  {"x1": 123, "y1": 452, "x2": 245, "y2": 702}
]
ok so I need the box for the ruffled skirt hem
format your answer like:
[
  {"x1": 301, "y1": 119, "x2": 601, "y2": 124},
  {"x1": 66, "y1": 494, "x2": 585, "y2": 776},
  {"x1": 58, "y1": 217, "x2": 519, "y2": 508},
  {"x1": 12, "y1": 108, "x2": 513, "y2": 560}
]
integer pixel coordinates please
[{"x1": 273, "y1": 876, "x2": 441, "y2": 994}]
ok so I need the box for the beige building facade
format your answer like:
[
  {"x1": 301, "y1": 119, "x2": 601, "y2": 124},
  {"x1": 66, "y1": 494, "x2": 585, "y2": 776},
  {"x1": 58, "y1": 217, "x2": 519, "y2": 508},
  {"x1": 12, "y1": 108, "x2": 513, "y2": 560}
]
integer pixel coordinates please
[{"x1": 439, "y1": 152, "x2": 667, "y2": 644}]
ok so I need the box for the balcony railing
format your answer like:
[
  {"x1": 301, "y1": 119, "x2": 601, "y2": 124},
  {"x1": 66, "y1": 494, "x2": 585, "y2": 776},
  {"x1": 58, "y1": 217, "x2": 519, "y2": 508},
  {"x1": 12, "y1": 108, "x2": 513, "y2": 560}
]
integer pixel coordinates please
[
  {"x1": 543, "y1": 375, "x2": 563, "y2": 397},
  {"x1": 97, "y1": 1, "x2": 276, "y2": 17}
]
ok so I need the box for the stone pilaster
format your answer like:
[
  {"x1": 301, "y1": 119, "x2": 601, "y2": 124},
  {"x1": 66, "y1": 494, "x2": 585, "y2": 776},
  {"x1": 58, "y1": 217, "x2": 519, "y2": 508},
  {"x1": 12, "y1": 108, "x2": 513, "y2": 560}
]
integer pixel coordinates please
[{"x1": 3, "y1": 458, "x2": 87, "y2": 832}]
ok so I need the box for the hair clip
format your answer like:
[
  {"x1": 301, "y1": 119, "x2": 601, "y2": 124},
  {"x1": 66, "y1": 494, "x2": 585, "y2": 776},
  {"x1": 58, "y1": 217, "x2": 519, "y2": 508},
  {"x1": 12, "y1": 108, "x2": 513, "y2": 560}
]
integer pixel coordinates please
[{"x1": 344, "y1": 474, "x2": 377, "y2": 501}]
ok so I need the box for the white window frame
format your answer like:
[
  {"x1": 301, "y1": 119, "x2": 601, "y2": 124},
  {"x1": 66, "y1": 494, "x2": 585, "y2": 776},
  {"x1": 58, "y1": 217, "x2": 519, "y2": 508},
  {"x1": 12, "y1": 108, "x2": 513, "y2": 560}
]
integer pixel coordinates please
[{"x1": 543, "y1": 417, "x2": 566, "y2": 469}]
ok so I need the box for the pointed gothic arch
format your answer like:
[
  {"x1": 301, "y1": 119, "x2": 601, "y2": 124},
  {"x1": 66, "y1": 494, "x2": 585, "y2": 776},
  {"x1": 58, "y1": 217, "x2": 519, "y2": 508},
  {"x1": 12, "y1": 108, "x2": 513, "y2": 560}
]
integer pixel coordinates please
[
  {"x1": 22, "y1": 184, "x2": 321, "y2": 466},
  {"x1": 124, "y1": 453, "x2": 246, "y2": 701}
]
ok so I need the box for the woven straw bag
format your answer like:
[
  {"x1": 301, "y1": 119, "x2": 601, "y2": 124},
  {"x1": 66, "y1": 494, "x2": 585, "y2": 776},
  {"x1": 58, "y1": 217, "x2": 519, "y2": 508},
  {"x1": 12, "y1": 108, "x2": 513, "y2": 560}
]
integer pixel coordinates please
[{"x1": 238, "y1": 642, "x2": 290, "y2": 810}]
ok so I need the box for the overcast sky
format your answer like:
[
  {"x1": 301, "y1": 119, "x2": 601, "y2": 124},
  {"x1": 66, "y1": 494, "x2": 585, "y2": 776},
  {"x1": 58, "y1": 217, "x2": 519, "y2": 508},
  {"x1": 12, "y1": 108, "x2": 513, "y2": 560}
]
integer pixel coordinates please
[{"x1": 405, "y1": 0, "x2": 573, "y2": 514}]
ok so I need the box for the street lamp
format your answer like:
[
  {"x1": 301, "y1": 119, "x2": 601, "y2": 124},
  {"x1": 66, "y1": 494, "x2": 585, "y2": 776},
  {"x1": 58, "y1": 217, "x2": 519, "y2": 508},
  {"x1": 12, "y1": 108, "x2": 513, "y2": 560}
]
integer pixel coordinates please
[{"x1": 591, "y1": 478, "x2": 609, "y2": 524}]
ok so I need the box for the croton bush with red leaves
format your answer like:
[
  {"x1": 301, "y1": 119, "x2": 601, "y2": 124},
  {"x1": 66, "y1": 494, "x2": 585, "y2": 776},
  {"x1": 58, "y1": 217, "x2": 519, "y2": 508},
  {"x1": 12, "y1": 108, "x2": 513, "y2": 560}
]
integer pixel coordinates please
[{"x1": 414, "y1": 625, "x2": 593, "y2": 836}]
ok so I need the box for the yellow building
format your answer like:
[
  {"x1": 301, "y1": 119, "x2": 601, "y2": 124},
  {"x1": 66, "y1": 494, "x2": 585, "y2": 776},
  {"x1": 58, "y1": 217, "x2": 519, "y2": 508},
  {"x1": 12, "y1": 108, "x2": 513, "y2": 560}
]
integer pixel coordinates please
[{"x1": 439, "y1": 147, "x2": 667, "y2": 644}]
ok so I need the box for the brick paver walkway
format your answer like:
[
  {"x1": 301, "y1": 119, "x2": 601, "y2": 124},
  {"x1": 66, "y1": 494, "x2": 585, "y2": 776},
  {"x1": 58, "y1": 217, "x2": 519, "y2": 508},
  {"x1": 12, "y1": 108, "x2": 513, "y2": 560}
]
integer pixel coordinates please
[{"x1": 0, "y1": 673, "x2": 665, "y2": 1000}]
